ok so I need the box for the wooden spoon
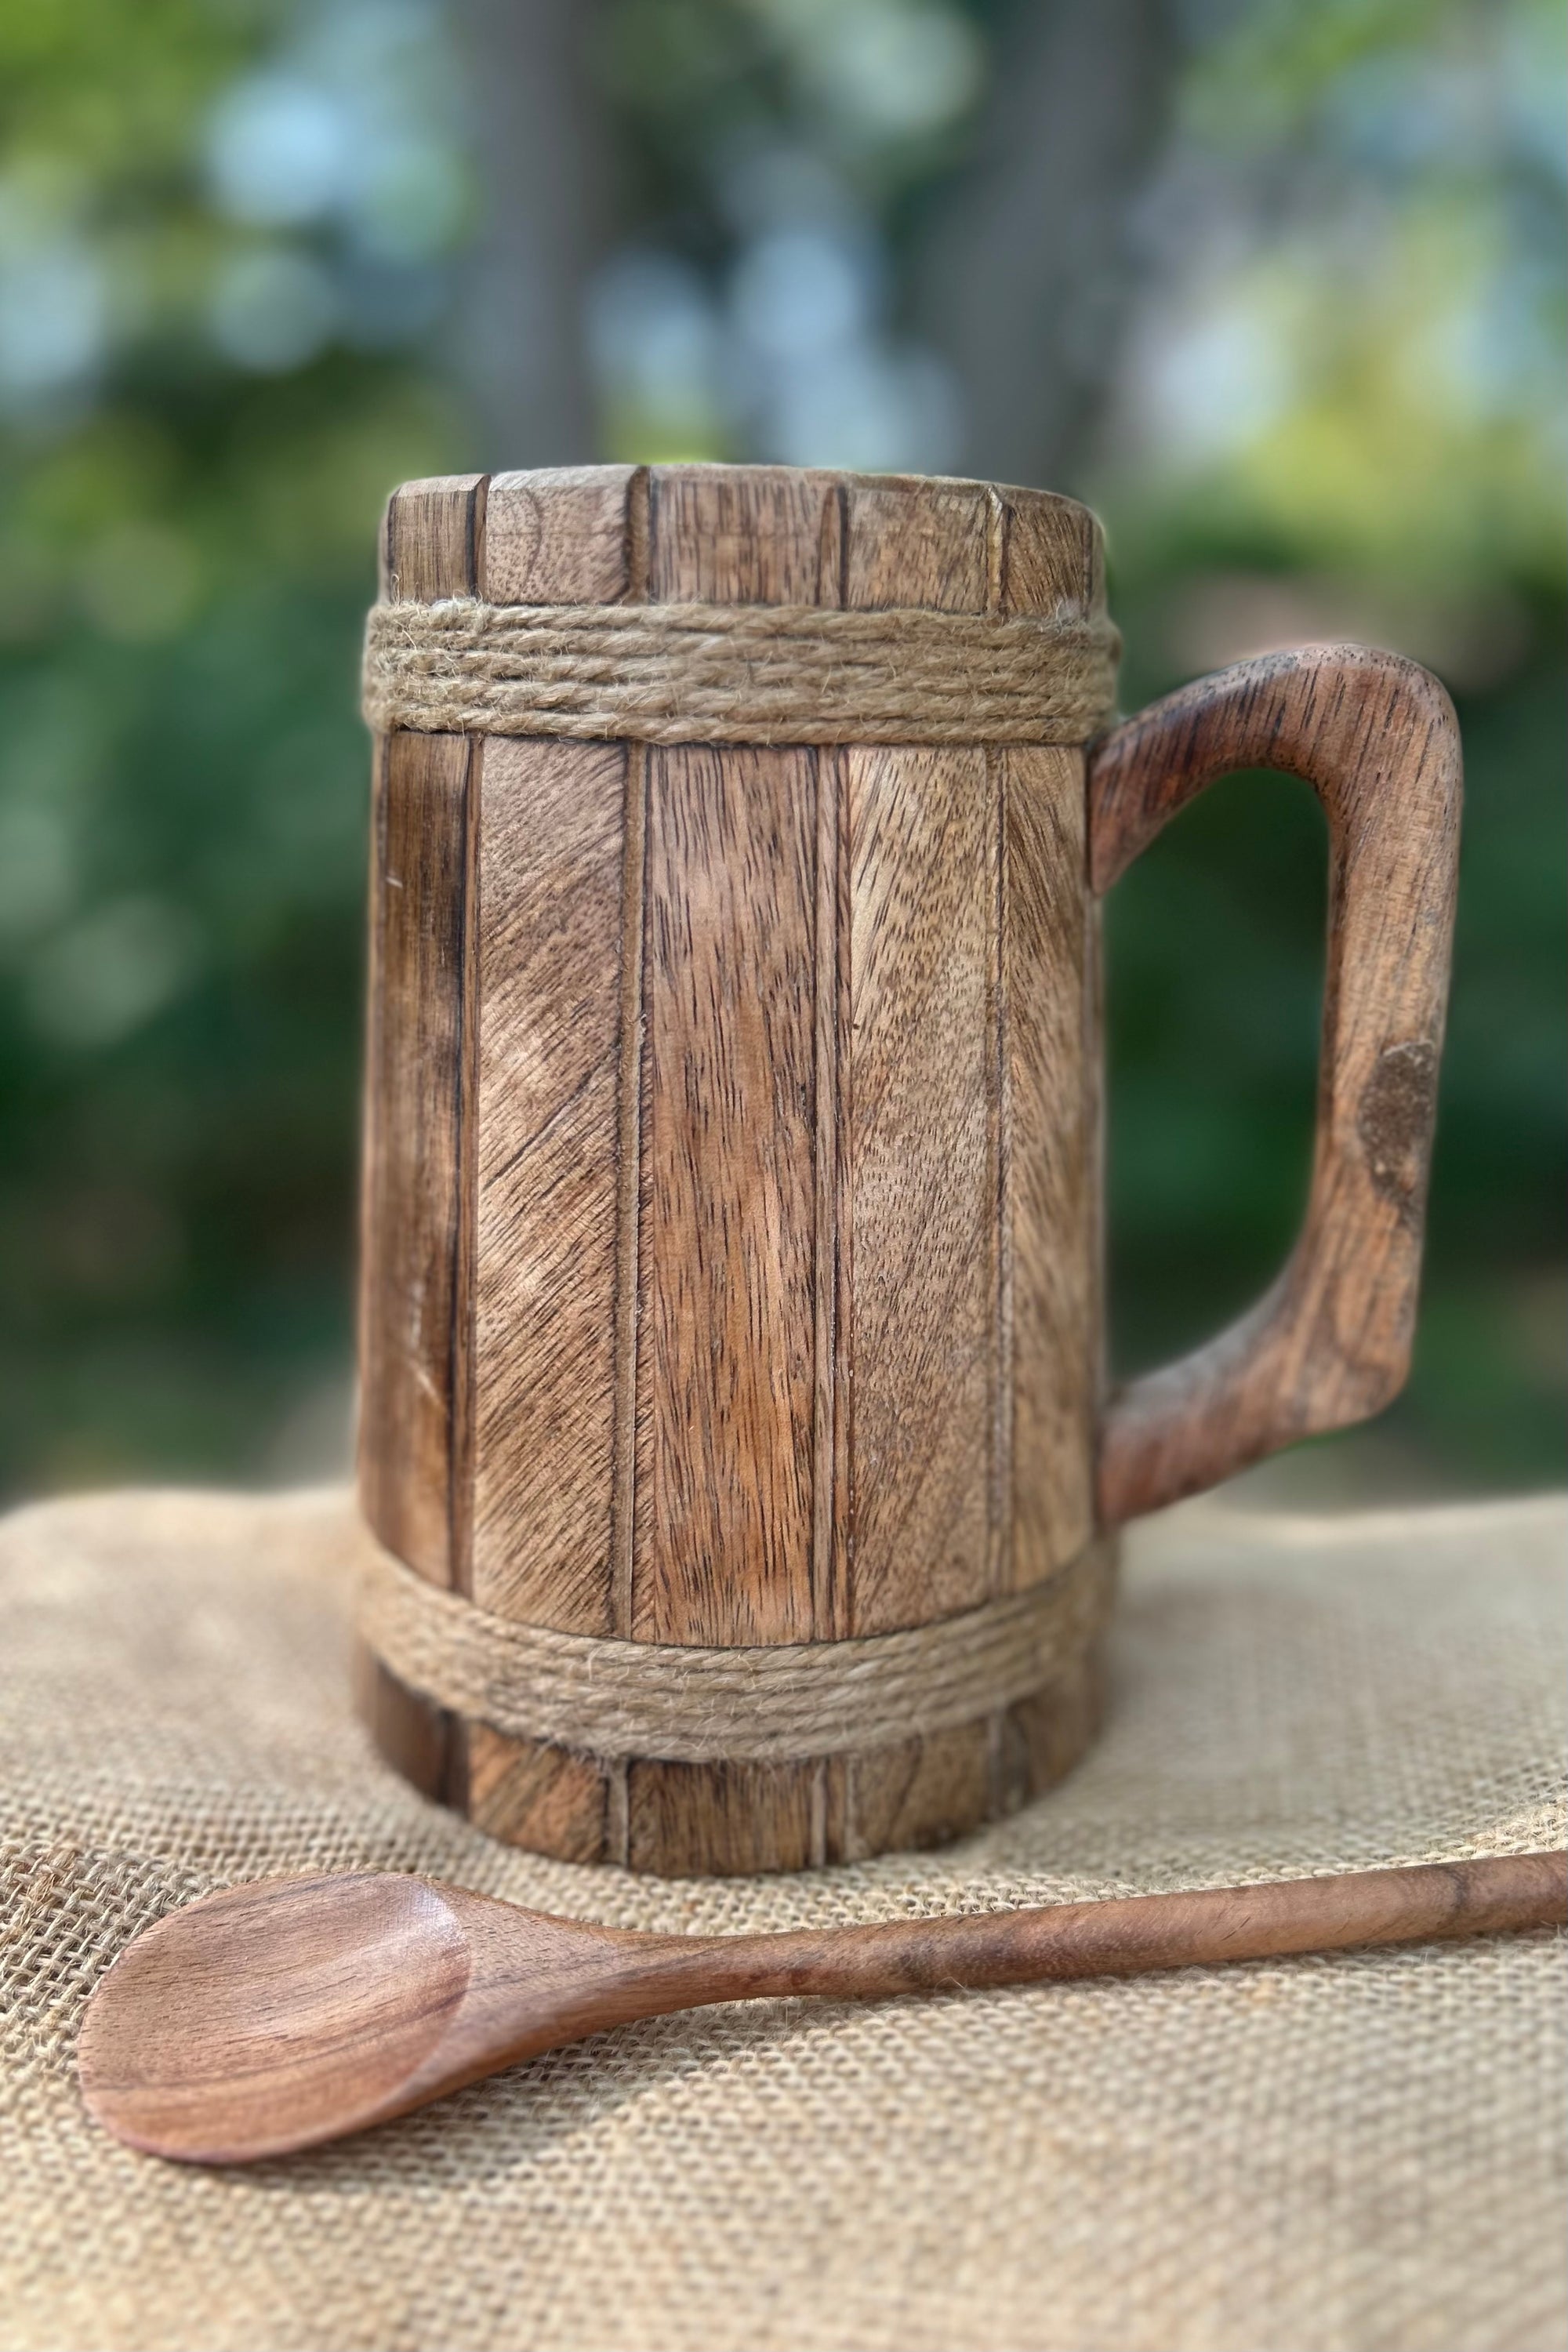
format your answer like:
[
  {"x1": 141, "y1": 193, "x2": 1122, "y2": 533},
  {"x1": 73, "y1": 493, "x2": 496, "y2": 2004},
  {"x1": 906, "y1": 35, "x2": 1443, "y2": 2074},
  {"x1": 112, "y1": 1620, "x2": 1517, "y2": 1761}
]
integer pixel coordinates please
[{"x1": 79, "y1": 1851, "x2": 1565, "y2": 2165}]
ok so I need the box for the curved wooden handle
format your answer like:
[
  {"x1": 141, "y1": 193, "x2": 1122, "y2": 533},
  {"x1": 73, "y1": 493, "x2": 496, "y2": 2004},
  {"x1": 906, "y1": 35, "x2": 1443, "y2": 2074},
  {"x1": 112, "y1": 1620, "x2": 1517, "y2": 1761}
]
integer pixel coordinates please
[{"x1": 1090, "y1": 644, "x2": 1462, "y2": 1523}]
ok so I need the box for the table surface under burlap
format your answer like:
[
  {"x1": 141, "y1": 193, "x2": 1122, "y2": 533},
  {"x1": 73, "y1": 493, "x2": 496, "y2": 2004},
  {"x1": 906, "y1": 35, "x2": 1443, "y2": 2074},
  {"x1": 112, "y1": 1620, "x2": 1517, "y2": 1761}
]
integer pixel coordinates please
[{"x1": 2, "y1": 1484, "x2": 1564, "y2": 2352}]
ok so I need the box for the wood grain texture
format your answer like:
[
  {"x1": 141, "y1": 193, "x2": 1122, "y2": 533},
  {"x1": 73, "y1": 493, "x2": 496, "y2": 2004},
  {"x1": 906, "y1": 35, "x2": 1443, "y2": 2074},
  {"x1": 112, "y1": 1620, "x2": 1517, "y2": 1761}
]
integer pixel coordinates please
[
  {"x1": 627, "y1": 1757, "x2": 817, "y2": 1877},
  {"x1": 829, "y1": 483, "x2": 1098, "y2": 1857},
  {"x1": 464, "y1": 1722, "x2": 608, "y2": 1860},
  {"x1": 635, "y1": 742, "x2": 819, "y2": 1642},
  {"x1": 379, "y1": 473, "x2": 487, "y2": 605},
  {"x1": 842, "y1": 475, "x2": 989, "y2": 613},
  {"x1": 625, "y1": 466, "x2": 839, "y2": 1865},
  {"x1": 470, "y1": 736, "x2": 623, "y2": 1630},
  {"x1": 1089, "y1": 644, "x2": 1462, "y2": 1522},
  {"x1": 471, "y1": 468, "x2": 640, "y2": 1634},
  {"x1": 351, "y1": 1646, "x2": 460, "y2": 1809},
  {"x1": 823, "y1": 481, "x2": 1000, "y2": 1863},
  {"x1": 645, "y1": 463, "x2": 840, "y2": 604},
  {"x1": 844, "y1": 740, "x2": 996, "y2": 1632},
  {"x1": 356, "y1": 733, "x2": 474, "y2": 1584},
  {"x1": 826, "y1": 1725, "x2": 993, "y2": 1865},
  {"x1": 453, "y1": 468, "x2": 644, "y2": 1855},
  {"x1": 80, "y1": 1853, "x2": 1567, "y2": 2162},
  {"x1": 359, "y1": 466, "x2": 1114, "y2": 1874},
  {"x1": 483, "y1": 465, "x2": 638, "y2": 605},
  {"x1": 357, "y1": 477, "x2": 483, "y2": 1592},
  {"x1": 355, "y1": 475, "x2": 486, "y2": 1818}
]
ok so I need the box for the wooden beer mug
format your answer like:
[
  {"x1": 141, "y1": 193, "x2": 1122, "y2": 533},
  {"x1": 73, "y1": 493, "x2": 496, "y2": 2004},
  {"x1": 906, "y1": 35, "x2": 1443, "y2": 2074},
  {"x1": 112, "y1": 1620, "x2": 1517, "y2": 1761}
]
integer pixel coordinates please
[{"x1": 354, "y1": 465, "x2": 1461, "y2": 1876}]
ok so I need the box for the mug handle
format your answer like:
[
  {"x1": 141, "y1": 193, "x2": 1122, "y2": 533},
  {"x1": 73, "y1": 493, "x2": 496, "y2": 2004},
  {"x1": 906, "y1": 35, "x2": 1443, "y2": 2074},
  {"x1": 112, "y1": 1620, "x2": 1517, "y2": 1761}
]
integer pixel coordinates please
[{"x1": 1088, "y1": 643, "x2": 1462, "y2": 1523}]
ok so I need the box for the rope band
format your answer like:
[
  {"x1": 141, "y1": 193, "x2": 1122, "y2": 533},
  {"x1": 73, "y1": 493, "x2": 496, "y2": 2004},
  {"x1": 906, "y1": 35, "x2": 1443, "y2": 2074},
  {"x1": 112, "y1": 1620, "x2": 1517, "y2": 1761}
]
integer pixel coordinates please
[
  {"x1": 361, "y1": 597, "x2": 1120, "y2": 747},
  {"x1": 358, "y1": 1535, "x2": 1116, "y2": 1764}
]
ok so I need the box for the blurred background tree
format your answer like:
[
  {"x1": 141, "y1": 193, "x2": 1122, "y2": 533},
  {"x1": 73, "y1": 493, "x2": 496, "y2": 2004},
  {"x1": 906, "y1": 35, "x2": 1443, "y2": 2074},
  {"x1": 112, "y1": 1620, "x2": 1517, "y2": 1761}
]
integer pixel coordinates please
[{"x1": 0, "y1": 0, "x2": 1560, "y2": 1501}]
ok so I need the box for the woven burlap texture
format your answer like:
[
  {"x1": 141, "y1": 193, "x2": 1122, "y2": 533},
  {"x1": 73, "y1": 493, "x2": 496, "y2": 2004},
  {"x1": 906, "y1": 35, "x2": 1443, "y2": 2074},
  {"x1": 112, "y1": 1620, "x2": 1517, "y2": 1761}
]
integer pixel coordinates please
[{"x1": 2, "y1": 1485, "x2": 1563, "y2": 2352}]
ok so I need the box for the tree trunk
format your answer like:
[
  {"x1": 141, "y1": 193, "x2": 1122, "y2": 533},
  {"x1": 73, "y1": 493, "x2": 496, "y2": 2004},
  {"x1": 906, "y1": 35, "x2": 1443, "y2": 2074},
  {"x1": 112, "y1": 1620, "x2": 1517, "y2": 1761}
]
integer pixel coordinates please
[
  {"x1": 916, "y1": 0, "x2": 1185, "y2": 496},
  {"x1": 447, "y1": 0, "x2": 608, "y2": 466}
]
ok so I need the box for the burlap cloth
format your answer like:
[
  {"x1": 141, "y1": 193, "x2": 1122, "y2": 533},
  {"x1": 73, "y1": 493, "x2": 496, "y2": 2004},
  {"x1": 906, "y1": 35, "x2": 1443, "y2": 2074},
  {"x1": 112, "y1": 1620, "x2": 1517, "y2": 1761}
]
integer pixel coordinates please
[{"x1": 2, "y1": 1486, "x2": 1563, "y2": 2352}]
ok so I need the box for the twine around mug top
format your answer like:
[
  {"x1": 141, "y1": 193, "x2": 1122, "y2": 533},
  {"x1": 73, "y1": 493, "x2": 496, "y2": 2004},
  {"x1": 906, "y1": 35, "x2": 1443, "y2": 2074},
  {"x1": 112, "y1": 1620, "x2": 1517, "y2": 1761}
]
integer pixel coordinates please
[
  {"x1": 358, "y1": 1534, "x2": 1116, "y2": 1765},
  {"x1": 361, "y1": 596, "x2": 1122, "y2": 747}
]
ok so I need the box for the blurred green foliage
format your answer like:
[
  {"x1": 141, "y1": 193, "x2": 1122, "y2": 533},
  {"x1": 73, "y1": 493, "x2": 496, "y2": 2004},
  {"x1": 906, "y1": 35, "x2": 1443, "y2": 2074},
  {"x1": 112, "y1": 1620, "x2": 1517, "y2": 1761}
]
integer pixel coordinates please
[
  {"x1": 0, "y1": 1, "x2": 463, "y2": 1485},
  {"x1": 0, "y1": 0, "x2": 1561, "y2": 1498}
]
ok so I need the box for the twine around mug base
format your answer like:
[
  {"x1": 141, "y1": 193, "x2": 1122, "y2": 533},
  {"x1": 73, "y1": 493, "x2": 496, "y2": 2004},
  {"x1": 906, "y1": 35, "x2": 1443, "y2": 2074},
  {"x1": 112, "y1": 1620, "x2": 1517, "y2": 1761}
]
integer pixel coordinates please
[{"x1": 356, "y1": 1531, "x2": 1117, "y2": 1766}]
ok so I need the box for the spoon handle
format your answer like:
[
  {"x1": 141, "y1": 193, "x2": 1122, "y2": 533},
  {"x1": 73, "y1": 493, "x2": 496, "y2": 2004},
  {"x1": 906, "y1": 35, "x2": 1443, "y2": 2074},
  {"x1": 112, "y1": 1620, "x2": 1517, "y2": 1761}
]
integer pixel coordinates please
[{"x1": 689, "y1": 1853, "x2": 1566, "y2": 2009}]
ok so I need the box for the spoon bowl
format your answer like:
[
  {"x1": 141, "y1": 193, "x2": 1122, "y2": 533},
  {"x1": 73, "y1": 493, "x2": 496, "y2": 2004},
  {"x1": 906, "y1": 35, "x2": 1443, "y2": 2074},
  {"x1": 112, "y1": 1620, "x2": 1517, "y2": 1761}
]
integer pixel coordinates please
[{"x1": 79, "y1": 1876, "x2": 473, "y2": 2163}]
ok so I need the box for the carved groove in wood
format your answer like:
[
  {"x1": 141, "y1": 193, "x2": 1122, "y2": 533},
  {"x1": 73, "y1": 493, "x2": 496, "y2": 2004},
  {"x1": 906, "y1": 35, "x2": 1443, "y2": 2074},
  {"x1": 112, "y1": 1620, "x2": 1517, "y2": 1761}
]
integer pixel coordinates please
[{"x1": 358, "y1": 466, "x2": 1105, "y2": 1874}]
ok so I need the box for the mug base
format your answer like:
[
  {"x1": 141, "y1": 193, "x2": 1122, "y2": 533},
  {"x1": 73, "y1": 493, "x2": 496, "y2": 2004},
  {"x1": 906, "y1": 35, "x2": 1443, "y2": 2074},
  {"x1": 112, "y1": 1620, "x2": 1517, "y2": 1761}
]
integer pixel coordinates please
[{"x1": 355, "y1": 1544, "x2": 1115, "y2": 1877}]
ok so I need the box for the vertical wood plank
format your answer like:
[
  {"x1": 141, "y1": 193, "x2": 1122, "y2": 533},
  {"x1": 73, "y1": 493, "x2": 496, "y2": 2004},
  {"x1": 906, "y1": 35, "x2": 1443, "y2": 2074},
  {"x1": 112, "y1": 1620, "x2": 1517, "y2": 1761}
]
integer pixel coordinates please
[
  {"x1": 354, "y1": 1646, "x2": 461, "y2": 1808},
  {"x1": 609, "y1": 739, "x2": 648, "y2": 1650},
  {"x1": 633, "y1": 741, "x2": 819, "y2": 1644},
  {"x1": 842, "y1": 477, "x2": 990, "y2": 613},
  {"x1": 826, "y1": 478, "x2": 998, "y2": 1853},
  {"x1": 993, "y1": 1629, "x2": 1109, "y2": 1817},
  {"x1": 357, "y1": 476, "x2": 484, "y2": 1590},
  {"x1": 358, "y1": 732, "x2": 475, "y2": 1582},
  {"x1": 356, "y1": 474, "x2": 484, "y2": 1814},
  {"x1": 626, "y1": 464, "x2": 840, "y2": 1871},
  {"x1": 824, "y1": 1727, "x2": 992, "y2": 1864},
  {"x1": 993, "y1": 486, "x2": 1098, "y2": 618},
  {"x1": 629, "y1": 1761, "x2": 817, "y2": 1878},
  {"x1": 458, "y1": 466, "x2": 642, "y2": 1860},
  {"x1": 827, "y1": 481, "x2": 1103, "y2": 1856},
  {"x1": 842, "y1": 740, "x2": 997, "y2": 1632},
  {"x1": 1085, "y1": 891, "x2": 1107, "y2": 1454},
  {"x1": 646, "y1": 465, "x2": 840, "y2": 604},
  {"x1": 469, "y1": 468, "x2": 636, "y2": 1634},
  {"x1": 470, "y1": 737, "x2": 626, "y2": 1628},
  {"x1": 833, "y1": 733, "x2": 999, "y2": 1859},
  {"x1": 989, "y1": 742, "x2": 1013, "y2": 1607},
  {"x1": 379, "y1": 473, "x2": 488, "y2": 604},
  {"x1": 811, "y1": 745, "x2": 849, "y2": 1642},
  {"x1": 464, "y1": 1722, "x2": 609, "y2": 1860},
  {"x1": 839, "y1": 474, "x2": 997, "y2": 1639},
  {"x1": 484, "y1": 466, "x2": 638, "y2": 604}
]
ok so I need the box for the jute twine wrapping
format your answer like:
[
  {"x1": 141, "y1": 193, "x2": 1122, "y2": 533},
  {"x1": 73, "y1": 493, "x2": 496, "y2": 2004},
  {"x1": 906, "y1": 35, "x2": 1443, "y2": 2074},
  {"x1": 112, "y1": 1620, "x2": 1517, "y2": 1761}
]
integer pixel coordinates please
[
  {"x1": 2, "y1": 1484, "x2": 1563, "y2": 2352},
  {"x1": 358, "y1": 587, "x2": 1120, "y2": 1757},
  {"x1": 360, "y1": 596, "x2": 1122, "y2": 745},
  {"x1": 357, "y1": 1533, "x2": 1115, "y2": 1762}
]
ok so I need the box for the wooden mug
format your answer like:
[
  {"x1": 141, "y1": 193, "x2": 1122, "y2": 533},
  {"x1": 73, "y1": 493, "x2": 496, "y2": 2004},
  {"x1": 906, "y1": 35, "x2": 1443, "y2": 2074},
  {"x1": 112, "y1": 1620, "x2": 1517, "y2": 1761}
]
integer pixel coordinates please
[{"x1": 354, "y1": 465, "x2": 1461, "y2": 1876}]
